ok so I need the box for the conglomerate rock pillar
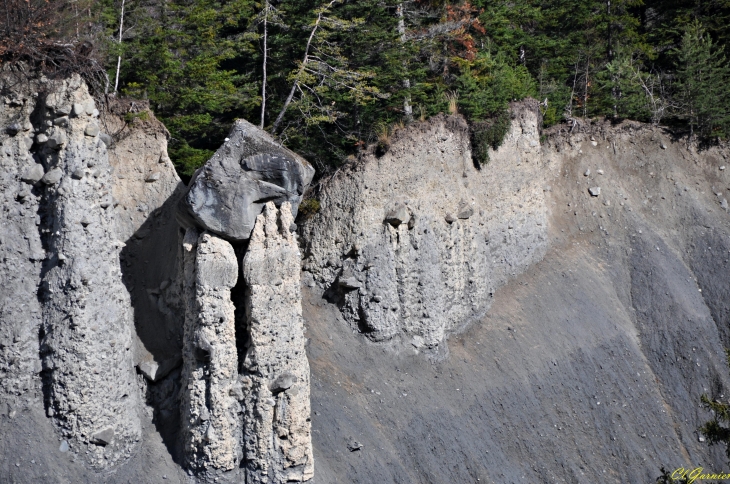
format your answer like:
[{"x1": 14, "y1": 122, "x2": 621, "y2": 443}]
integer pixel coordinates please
[
  {"x1": 35, "y1": 76, "x2": 141, "y2": 468},
  {"x1": 242, "y1": 202, "x2": 314, "y2": 483},
  {"x1": 180, "y1": 228, "x2": 242, "y2": 473}
]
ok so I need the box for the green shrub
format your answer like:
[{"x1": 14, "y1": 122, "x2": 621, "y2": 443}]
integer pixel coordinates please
[
  {"x1": 168, "y1": 141, "x2": 215, "y2": 177},
  {"x1": 470, "y1": 110, "x2": 511, "y2": 167},
  {"x1": 298, "y1": 198, "x2": 321, "y2": 218},
  {"x1": 123, "y1": 110, "x2": 150, "y2": 123}
]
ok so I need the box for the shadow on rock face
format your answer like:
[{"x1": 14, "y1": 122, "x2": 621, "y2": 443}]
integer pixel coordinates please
[{"x1": 119, "y1": 185, "x2": 187, "y2": 464}]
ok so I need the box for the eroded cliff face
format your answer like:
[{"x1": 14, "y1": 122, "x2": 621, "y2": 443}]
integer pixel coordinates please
[
  {"x1": 300, "y1": 107, "x2": 730, "y2": 483},
  {"x1": 301, "y1": 101, "x2": 547, "y2": 351},
  {"x1": 0, "y1": 72, "x2": 314, "y2": 482},
  {"x1": 3, "y1": 72, "x2": 730, "y2": 484},
  {"x1": 0, "y1": 74, "x2": 141, "y2": 468}
]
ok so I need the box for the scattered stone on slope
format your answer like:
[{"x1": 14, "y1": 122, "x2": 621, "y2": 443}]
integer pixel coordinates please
[
  {"x1": 137, "y1": 355, "x2": 182, "y2": 382},
  {"x1": 384, "y1": 202, "x2": 409, "y2": 227},
  {"x1": 21, "y1": 164, "x2": 45, "y2": 184},
  {"x1": 99, "y1": 133, "x2": 112, "y2": 147},
  {"x1": 84, "y1": 123, "x2": 99, "y2": 137},
  {"x1": 41, "y1": 167, "x2": 63, "y2": 185},
  {"x1": 6, "y1": 123, "x2": 21, "y2": 135},
  {"x1": 456, "y1": 201, "x2": 474, "y2": 219},
  {"x1": 242, "y1": 202, "x2": 314, "y2": 483},
  {"x1": 270, "y1": 372, "x2": 298, "y2": 393},
  {"x1": 339, "y1": 277, "x2": 362, "y2": 290},
  {"x1": 589, "y1": 187, "x2": 601, "y2": 197},
  {"x1": 177, "y1": 119, "x2": 315, "y2": 242},
  {"x1": 91, "y1": 428, "x2": 115, "y2": 446}
]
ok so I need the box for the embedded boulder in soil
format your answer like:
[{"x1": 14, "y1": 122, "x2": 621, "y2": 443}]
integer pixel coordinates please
[{"x1": 177, "y1": 119, "x2": 315, "y2": 242}]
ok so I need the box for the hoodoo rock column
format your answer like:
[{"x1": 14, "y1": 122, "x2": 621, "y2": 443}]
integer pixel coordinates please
[
  {"x1": 242, "y1": 202, "x2": 314, "y2": 483},
  {"x1": 180, "y1": 229, "x2": 242, "y2": 472},
  {"x1": 34, "y1": 77, "x2": 141, "y2": 468},
  {"x1": 176, "y1": 117, "x2": 314, "y2": 481}
]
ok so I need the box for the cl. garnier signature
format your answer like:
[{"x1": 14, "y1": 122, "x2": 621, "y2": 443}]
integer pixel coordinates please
[{"x1": 672, "y1": 467, "x2": 730, "y2": 483}]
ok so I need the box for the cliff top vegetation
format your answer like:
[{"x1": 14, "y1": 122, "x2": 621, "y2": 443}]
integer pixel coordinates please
[{"x1": 2, "y1": 0, "x2": 730, "y2": 178}]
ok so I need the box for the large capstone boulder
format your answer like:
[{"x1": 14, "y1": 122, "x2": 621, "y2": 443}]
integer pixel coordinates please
[{"x1": 177, "y1": 119, "x2": 315, "y2": 242}]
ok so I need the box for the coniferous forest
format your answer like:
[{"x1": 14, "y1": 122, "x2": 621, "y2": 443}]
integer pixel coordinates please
[{"x1": 2, "y1": 0, "x2": 730, "y2": 178}]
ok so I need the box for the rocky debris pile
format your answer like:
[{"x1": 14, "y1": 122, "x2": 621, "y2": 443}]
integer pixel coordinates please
[
  {"x1": 301, "y1": 102, "x2": 548, "y2": 350},
  {"x1": 180, "y1": 229, "x2": 242, "y2": 473},
  {"x1": 242, "y1": 202, "x2": 314, "y2": 483},
  {"x1": 177, "y1": 119, "x2": 315, "y2": 242}
]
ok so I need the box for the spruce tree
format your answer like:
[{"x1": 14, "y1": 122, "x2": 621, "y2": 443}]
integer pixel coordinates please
[{"x1": 674, "y1": 21, "x2": 730, "y2": 140}]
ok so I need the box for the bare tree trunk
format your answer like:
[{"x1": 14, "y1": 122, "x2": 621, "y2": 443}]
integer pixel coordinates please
[
  {"x1": 272, "y1": 0, "x2": 337, "y2": 135},
  {"x1": 3, "y1": 0, "x2": 11, "y2": 36},
  {"x1": 114, "y1": 0, "x2": 125, "y2": 94},
  {"x1": 567, "y1": 59, "x2": 579, "y2": 119},
  {"x1": 583, "y1": 56, "x2": 589, "y2": 118},
  {"x1": 260, "y1": 1, "x2": 269, "y2": 129},
  {"x1": 606, "y1": 0, "x2": 613, "y2": 62},
  {"x1": 74, "y1": 0, "x2": 79, "y2": 39},
  {"x1": 607, "y1": 0, "x2": 618, "y2": 117},
  {"x1": 397, "y1": 2, "x2": 412, "y2": 121}
]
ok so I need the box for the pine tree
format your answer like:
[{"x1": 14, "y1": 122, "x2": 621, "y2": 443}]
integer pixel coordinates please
[
  {"x1": 674, "y1": 21, "x2": 730, "y2": 140},
  {"x1": 101, "y1": 0, "x2": 258, "y2": 176}
]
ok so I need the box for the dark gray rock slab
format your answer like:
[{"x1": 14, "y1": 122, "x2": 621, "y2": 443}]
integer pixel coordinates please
[
  {"x1": 91, "y1": 428, "x2": 115, "y2": 446},
  {"x1": 177, "y1": 119, "x2": 315, "y2": 242}
]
